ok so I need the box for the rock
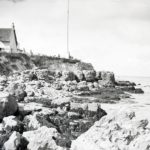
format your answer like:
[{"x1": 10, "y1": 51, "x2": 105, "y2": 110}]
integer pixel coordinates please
[
  {"x1": 23, "y1": 126, "x2": 63, "y2": 150},
  {"x1": 36, "y1": 69, "x2": 55, "y2": 81},
  {"x1": 67, "y1": 112, "x2": 81, "y2": 119},
  {"x1": 7, "y1": 83, "x2": 27, "y2": 102},
  {"x1": 0, "y1": 92, "x2": 18, "y2": 120},
  {"x1": 95, "y1": 71, "x2": 102, "y2": 80},
  {"x1": 83, "y1": 70, "x2": 96, "y2": 82},
  {"x1": 3, "y1": 116, "x2": 18, "y2": 130},
  {"x1": 4, "y1": 131, "x2": 28, "y2": 150},
  {"x1": 87, "y1": 82, "x2": 94, "y2": 89},
  {"x1": 77, "y1": 84, "x2": 89, "y2": 91},
  {"x1": 101, "y1": 71, "x2": 115, "y2": 83},
  {"x1": 28, "y1": 72, "x2": 38, "y2": 81},
  {"x1": 77, "y1": 81, "x2": 89, "y2": 91},
  {"x1": 24, "y1": 113, "x2": 41, "y2": 130},
  {"x1": 71, "y1": 110, "x2": 150, "y2": 150},
  {"x1": 116, "y1": 80, "x2": 136, "y2": 86},
  {"x1": 134, "y1": 88, "x2": 144, "y2": 94},
  {"x1": 15, "y1": 88, "x2": 27, "y2": 102},
  {"x1": 0, "y1": 76, "x2": 7, "y2": 86},
  {"x1": 3, "y1": 116, "x2": 24, "y2": 133},
  {"x1": 62, "y1": 71, "x2": 76, "y2": 81},
  {"x1": 51, "y1": 97, "x2": 71, "y2": 107},
  {"x1": 55, "y1": 71, "x2": 62, "y2": 78},
  {"x1": 75, "y1": 71, "x2": 85, "y2": 81},
  {"x1": 98, "y1": 80, "x2": 115, "y2": 87},
  {"x1": 53, "y1": 82, "x2": 63, "y2": 90},
  {"x1": 27, "y1": 91, "x2": 35, "y2": 97}
]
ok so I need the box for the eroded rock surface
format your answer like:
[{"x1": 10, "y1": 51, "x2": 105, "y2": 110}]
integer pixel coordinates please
[{"x1": 71, "y1": 110, "x2": 150, "y2": 150}]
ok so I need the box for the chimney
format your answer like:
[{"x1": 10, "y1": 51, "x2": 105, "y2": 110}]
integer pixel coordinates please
[{"x1": 12, "y1": 22, "x2": 15, "y2": 30}]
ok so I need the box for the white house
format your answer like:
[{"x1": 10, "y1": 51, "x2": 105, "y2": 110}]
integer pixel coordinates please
[{"x1": 0, "y1": 23, "x2": 19, "y2": 53}]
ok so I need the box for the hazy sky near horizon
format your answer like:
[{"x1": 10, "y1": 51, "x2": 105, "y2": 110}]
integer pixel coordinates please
[{"x1": 0, "y1": 0, "x2": 150, "y2": 76}]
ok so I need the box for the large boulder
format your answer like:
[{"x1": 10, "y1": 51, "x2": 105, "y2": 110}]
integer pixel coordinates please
[
  {"x1": 23, "y1": 126, "x2": 63, "y2": 150},
  {"x1": 62, "y1": 71, "x2": 76, "y2": 81},
  {"x1": 0, "y1": 92, "x2": 18, "y2": 120},
  {"x1": 101, "y1": 71, "x2": 115, "y2": 84},
  {"x1": 7, "y1": 83, "x2": 27, "y2": 102},
  {"x1": 83, "y1": 70, "x2": 96, "y2": 82},
  {"x1": 75, "y1": 71, "x2": 85, "y2": 81},
  {"x1": 71, "y1": 110, "x2": 150, "y2": 150}
]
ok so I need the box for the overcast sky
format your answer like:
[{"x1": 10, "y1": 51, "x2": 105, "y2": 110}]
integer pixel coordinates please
[{"x1": 0, "y1": 0, "x2": 150, "y2": 76}]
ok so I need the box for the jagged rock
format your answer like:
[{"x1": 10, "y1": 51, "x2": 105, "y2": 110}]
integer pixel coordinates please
[
  {"x1": 75, "y1": 71, "x2": 85, "y2": 81},
  {"x1": 53, "y1": 82, "x2": 63, "y2": 90},
  {"x1": 3, "y1": 116, "x2": 18, "y2": 130},
  {"x1": 0, "y1": 76, "x2": 7, "y2": 86},
  {"x1": 83, "y1": 70, "x2": 96, "y2": 82},
  {"x1": 7, "y1": 83, "x2": 27, "y2": 102},
  {"x1": 101, "y1": 71, "x2": 115, "y2": 83},
  {"x1": 62, "y1": 71, "x2": 76, "y2": 81},
  {"x1": 0, "y1": 92, "x2": 18, "y2": 120},
  {"x1": 95, "y1": 71, "x2": 102, "y2": 80},
  {"x1": 23, "y1": 126, "x2": 63, "y2": 150},
  {"x1": 71, "y1": 110, "x2": 150, "y2": 150},
  {"x1": 28, "y1": 72, "x2": 38, "y2": 81},
  {"x1": 24, "y1": 113, "x2": 41, "y2": 130},
  {"x1": 55, "y1": 71, "x2": 62, "y2": 78},
  {"x1": 4, "y1": 131, "x2": 28, "y2": 150},
  {"x1": 87, "y1": 82, "x2": 94, "y2": 90},
  {"x1": 77, "y1": 81, "x2": 89, "y2": 91}
]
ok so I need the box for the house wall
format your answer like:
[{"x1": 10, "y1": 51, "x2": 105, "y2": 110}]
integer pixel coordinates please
[
  {"x1": 2, "y1": 42, "x2": 11, "y2": 53},
  {"x1": 10, "y1": 29, "x2": 18, "y2": 53}
]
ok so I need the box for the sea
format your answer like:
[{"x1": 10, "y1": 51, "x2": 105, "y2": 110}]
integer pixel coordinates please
[{"x1": 102, "y1": 76, "x2": 150, "y2": 126}]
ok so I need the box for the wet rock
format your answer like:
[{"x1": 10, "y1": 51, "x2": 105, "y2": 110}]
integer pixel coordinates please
[
  {"x1": 83, "y1": 70, "x2": 96, "y2": 82},
  {"x1": 134, "y1": 88, "x2": 144, "y2": 94},
  {"x1": 116, "y1": 81, "x2": 136, "y2": 86},
  {"x1": 0, "y1": 92, "x2": 18, "y2": 120}
]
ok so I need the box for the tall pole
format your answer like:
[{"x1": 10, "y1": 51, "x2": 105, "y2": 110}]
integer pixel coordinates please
[{"x1": 67, "y1": 0, "x2": 70, "y2": 58}]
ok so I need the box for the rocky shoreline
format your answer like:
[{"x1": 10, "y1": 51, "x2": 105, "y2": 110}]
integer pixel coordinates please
[{"x1": 0, "y1": 67, "x2": 145, "y2": 150}]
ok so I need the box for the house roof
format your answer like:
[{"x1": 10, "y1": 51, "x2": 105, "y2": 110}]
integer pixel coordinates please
[{"x1": 0, "y1": 28, "x2": 12, "y2": 42}]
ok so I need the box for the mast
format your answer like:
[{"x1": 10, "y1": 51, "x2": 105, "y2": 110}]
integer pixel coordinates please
[{"x1": 67, "y1": 0, "x2": 70, "y2": 58}]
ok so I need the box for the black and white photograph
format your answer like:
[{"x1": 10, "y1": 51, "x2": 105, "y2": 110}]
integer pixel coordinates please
[{"x1": 0, "y1": 0, "x2": 150, "y2": 150}]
